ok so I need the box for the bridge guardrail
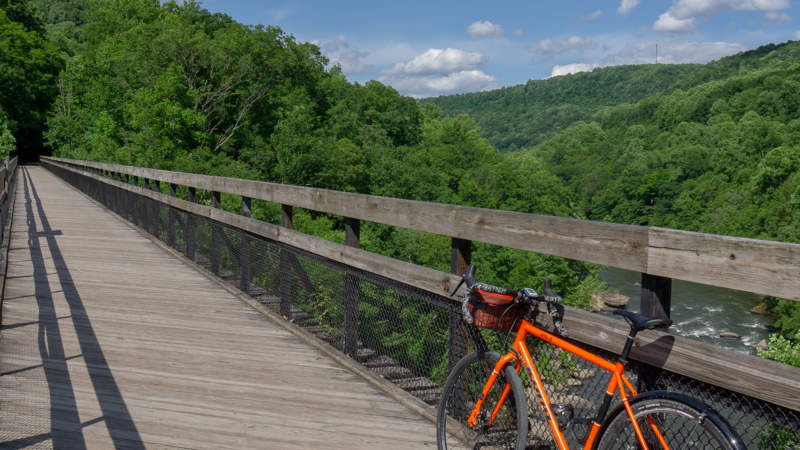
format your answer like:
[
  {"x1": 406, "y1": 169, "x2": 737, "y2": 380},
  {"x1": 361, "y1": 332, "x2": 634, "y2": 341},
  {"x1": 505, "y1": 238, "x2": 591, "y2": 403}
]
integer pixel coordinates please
[
  {"x1": 0, "y1": 155, "x2": 19, "y2": 324},
  {"x1": 41, "y1": 156, "x2": 800, "y2": 448}
]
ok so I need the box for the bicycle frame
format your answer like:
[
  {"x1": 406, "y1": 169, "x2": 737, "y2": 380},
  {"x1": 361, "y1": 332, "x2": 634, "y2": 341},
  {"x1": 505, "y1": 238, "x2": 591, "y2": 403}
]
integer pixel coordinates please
[{"x1": 467, "y1": 319, "x2": 664, "y2": 450}]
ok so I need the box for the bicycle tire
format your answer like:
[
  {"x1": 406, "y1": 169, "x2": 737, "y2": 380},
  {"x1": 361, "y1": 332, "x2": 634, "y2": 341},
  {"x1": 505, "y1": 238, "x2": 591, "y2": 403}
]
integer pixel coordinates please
[
  {"x1": 437, "y1": 351, "x2": 528, "y2": 450},
  {"x1": 594, "y1": 391, "x2": 745, "y2": 450}
]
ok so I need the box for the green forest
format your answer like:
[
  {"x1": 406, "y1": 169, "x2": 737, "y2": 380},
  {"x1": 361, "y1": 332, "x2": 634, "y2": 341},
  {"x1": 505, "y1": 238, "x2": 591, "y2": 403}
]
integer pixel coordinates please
[{"x1": 1, "y1": 0, "x2": 798, "y2": 366}]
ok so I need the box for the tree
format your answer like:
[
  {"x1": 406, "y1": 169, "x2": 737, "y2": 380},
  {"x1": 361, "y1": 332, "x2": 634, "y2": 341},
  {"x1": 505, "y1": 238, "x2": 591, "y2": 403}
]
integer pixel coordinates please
[{"x1": 0, "y1": 6, "x2": 62, "y2": 159}]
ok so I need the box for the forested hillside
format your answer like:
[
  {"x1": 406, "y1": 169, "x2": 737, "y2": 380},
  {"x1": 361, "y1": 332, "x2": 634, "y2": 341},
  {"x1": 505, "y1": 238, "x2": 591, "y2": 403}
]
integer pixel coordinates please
[{"x1": 428, "y1": 42, "x2": 798, "y2": 152}]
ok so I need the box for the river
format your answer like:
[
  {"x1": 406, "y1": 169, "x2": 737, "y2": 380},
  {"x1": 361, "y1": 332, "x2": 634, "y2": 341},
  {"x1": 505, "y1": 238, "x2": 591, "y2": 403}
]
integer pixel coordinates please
[{"x1": 599, "y1": 267, "x2": 774, "y2": 355}]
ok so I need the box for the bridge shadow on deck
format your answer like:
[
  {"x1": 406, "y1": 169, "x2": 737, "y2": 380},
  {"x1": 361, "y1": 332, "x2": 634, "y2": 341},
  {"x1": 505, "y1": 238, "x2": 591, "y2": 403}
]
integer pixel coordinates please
[{"x1": 1, "y1": 168, "x2": 143, "y2": 449}]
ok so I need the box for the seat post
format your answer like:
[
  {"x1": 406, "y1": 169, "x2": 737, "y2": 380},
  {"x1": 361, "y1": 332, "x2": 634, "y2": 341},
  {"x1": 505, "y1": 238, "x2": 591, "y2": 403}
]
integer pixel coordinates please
[{"x1": 619, "y1": 327, "x2": 639, "y2": 365}]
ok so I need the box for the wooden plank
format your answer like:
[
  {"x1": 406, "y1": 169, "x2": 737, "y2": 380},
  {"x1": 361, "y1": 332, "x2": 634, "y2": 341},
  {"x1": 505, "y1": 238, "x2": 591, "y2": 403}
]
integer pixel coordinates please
[
  {"x1": 41, "y1": 159, "x2": 800, "y2": 411},
  {"x1": 647, "y1": 227, "x2": 800, "y2": 301},
  {"x1": 42, "y1": 157, "x2": 648, "y2": 272}
]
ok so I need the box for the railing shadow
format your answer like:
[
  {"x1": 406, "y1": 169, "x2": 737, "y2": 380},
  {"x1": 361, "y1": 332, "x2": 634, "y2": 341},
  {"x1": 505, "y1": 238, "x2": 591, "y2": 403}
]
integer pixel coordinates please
[{"x1": 1, "y1": 168, "x2": 144, "y2": 449}]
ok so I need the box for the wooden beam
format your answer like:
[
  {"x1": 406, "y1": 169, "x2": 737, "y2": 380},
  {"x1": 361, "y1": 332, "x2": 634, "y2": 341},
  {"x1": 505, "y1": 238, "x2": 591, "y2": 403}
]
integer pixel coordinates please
[
  {"x1": 448, "y1": 238, "x2": 471, "y2": 376},
  {"x1": 211, "y1": 191, "x2": 221, "y2": 275},
  {"x1": 240, "y1": 197, "x2": 251, "y2": 293},
  {"x1": 640, "y1": 274, "x2": 672, "y2": 318},
  {"x1": 344, "y1": 217, "x2": 360, "y2": 357},
  {"x1": 280, "y1": 204, "x2": 293, "y2": 317}
]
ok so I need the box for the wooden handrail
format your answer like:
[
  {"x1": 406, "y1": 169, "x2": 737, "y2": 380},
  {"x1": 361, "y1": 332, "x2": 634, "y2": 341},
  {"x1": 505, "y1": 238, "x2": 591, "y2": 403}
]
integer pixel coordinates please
[
  {"x1": 42, "y1": 158, "x2": 800, "y2": 411},
  {"x1": 42, "y1": 156, "x2": 800, "y2": 302}
]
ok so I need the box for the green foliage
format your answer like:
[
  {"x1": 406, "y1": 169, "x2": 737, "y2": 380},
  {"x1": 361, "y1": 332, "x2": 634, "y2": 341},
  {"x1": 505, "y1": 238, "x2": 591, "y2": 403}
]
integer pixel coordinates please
[
  {"x1": 757, "y1": 332, "x2": 800, "y2": 367},
  {"x1": 758, "y1": 422, "x2": 800, "y2": 449},
  {"x1": 0, "y1": 3, "x2": 62, "y2": 159},
  {"x1": 0, "y1": 107, "x2": 14, "y2": 159},
  {"x1": 564, "y1": 275, "x2": 606, "y2": 309}
]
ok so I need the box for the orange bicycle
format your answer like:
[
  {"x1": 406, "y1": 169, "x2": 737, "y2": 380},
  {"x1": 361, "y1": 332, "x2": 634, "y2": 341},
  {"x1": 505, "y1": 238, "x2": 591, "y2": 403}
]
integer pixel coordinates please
[{"x1": 436, "y1": 265, "x2": 744, "y2": 449}]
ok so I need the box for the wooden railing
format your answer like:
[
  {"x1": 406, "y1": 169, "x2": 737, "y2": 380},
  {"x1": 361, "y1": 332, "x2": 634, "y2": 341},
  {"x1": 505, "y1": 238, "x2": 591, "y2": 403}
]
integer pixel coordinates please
[
  {"x1": 0, "y1": 155, "x2": 19, "y2": 323},
  {"x1": 41, "y1": 156, "x2": 800, "y2": 412}
]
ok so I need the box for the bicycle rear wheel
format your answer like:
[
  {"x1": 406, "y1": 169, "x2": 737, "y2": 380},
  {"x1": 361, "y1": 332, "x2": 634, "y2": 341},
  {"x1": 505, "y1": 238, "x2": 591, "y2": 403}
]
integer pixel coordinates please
[
  {"x1": 594, "y1": 392, "x2": 744, "y2": 450},
  {"x1": 436, "y1": 351, "x2": 528, "y2": 450}
]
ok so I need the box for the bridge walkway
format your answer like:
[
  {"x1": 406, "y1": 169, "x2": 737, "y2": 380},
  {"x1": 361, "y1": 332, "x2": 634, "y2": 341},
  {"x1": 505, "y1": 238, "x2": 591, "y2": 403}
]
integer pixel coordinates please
[{"x1": 0, "y1": 166, "x2": 440, "y2": 449}]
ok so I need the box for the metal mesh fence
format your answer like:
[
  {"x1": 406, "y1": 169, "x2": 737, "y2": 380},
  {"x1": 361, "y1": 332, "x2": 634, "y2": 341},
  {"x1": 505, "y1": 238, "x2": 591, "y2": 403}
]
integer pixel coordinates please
[{"x1": 46, "y1": 162, "x2": 800, "y2": 449}]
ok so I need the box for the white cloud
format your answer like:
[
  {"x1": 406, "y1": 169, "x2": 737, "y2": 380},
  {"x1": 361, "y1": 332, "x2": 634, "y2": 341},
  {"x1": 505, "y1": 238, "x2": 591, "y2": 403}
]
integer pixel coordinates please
[
  {"x1": 467, "y1": 20, "x2": 505, "y2": 38},
  {"x1": 383, "y1": 48, "x2": 485, "y2": 76},
  {"x1": 582, "y1": 10, "x2": 604, "y2": 21},
  {"x1": 379, "y1": 48, "x2": 497, "y2": 97},
  {"x1": 380, "y1": 70, "x2": 497, "y2": 98},
  {"x1": 617, "y1": 0, "x2": 640, "y2": 17},
  {"x1": 765, "y1": 11, "x2": 791, "y2": 21},
  {"x1": 654, "y1": 12, "x2": 697, "y2": 32},
  {"x1": 550, "y1": 63, "x2": 598, "y2": 77},
  {"x1": 514, "y1": 29, "x2": 524, "y2": 37},
  {"x1": 654, "y1": 0, "x2": 790, "y2": 32},
  {"x1": 795, "y1": 30, "x2": 800, "y2": 39},
  {"x1": 529, "y1": 36, "x2": 597, "y2": 59},
  {"x1": 316, "y1": 37, "x2": 370, "y2": 75}
]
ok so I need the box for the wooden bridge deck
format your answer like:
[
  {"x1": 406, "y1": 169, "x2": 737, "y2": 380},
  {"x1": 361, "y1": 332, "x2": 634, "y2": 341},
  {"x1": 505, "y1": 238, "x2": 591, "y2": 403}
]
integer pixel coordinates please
[{"x1": 0, "y1": 166, "x2": 440, "y2": 449}]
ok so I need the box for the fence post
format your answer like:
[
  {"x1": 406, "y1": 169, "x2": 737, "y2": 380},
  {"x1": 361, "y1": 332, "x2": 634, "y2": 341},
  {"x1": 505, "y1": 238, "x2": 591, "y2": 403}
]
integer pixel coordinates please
[
  {"x1": 143, "y1": 178, "x2": 153, "y2": 235},
  {"x1": 126, "y1": 174, "x2": 135, "y2": 220},
  {"x1": 150, "y1": 179, "x2": 160, "y2": 239},
  {"x1": 641, "y1": 274, "x2": 671, "y2": 318},
  {"x1": 168, "y1": 183, "x2": 177, "y2": 248},
  {"x1": 638, "y1": 273, "x2": 672, "y2": 391},
  {"x1": 187, "y1": 187, "x2": 196, "y2": 261},
  {"x1": 211, "y1": 191, "x2": 221, "y2": 275},
  {"x1": 449, "y1": 238, "x2": 471, "y2": 373},
  {"x1": 239, "y1": 197, "x2": 251, "y2": 293},
  {"x1": 344, "y1": 217, "x2": 360, "y2": 357},
  {"x1": 279, "y1": 205, "x2": 293, "y2": 317}
]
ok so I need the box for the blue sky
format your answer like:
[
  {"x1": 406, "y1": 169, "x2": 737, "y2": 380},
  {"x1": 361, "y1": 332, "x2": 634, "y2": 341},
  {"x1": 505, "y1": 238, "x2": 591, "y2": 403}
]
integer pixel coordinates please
[{"x1": 203, "y1": 0, "x2": 800, "y2": 97}]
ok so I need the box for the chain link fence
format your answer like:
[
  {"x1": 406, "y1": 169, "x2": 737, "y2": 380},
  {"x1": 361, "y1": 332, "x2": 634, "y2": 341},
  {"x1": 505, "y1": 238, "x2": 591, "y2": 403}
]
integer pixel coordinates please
[{"x1": 45, "y1": 162, "x2": 799, "y2": 449}]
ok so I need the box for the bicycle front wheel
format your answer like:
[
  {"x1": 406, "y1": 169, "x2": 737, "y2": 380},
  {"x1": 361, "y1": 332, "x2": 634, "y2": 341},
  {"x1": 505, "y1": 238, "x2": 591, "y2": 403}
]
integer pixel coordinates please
[
  {"x1": 436, "y1": 351, "x2": 528, "y2": 450},
  {"x1": 594, "y1": 392, "x2": 744, "y2": 450}
]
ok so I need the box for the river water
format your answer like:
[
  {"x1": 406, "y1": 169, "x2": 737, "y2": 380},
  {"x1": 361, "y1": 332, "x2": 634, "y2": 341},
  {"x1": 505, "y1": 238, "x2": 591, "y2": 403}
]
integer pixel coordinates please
[{"x1": 599, "y1": 267, "x2": 774, "y2": 355}]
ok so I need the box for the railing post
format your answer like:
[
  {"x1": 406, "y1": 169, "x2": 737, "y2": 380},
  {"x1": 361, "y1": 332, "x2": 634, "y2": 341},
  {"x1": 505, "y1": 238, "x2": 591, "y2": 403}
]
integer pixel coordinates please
[
  {"x1": 127, "y1": 174, "x2": 135, "y2": 220},
  {"x1": 344, "y1": 217, "x2": 360, "y2": 357},
  {"x1": 279, "y1": 205, "x2": 293, "y2": 317},
  {"x1": 186, "y1": 187, "x2": 196, "y2": 261},
  {"x1": 150, "y1": 179, "x2": 160, "y2": 239},
  {"x1": 449, "y1": 238, "x2": 471, "y2": 373},
  {"x1": 142, "y1": 178, "x2": 152, "y2": 235},
  {"x1": 640, "y1": 274, "x2": 672, "y2": 318},
  {"x1": 211, "y1": 191, "x2": 221, "y2": 275},
  {"x1": 638, "y1": 273, "x2": 672, "y2": 391},
  {"x1": 168, "y1": 183, "x2": 177, "y2": 248},
  {"x1": 239, "y1": 197, "x2": 251, "y2": 293}
]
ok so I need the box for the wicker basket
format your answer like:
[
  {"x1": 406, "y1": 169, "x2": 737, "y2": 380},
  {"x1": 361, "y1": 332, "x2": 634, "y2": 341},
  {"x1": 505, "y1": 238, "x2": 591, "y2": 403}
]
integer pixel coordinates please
[{"x1": 468, "y1": 289, "x2": 525, "y2": 331}]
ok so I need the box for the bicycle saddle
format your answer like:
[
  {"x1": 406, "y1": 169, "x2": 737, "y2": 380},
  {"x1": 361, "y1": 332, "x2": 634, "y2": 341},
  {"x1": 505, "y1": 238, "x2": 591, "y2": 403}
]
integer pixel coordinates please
[{"x1": 613, "y1": 309, "x2": 672, "y2": 332}]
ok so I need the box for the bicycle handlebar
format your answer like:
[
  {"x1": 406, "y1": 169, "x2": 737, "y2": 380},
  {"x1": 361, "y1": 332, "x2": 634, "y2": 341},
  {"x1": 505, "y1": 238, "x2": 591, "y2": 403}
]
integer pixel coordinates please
[{"x1": 458, "y1": 264, "x2": 567, "y2": 336}]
